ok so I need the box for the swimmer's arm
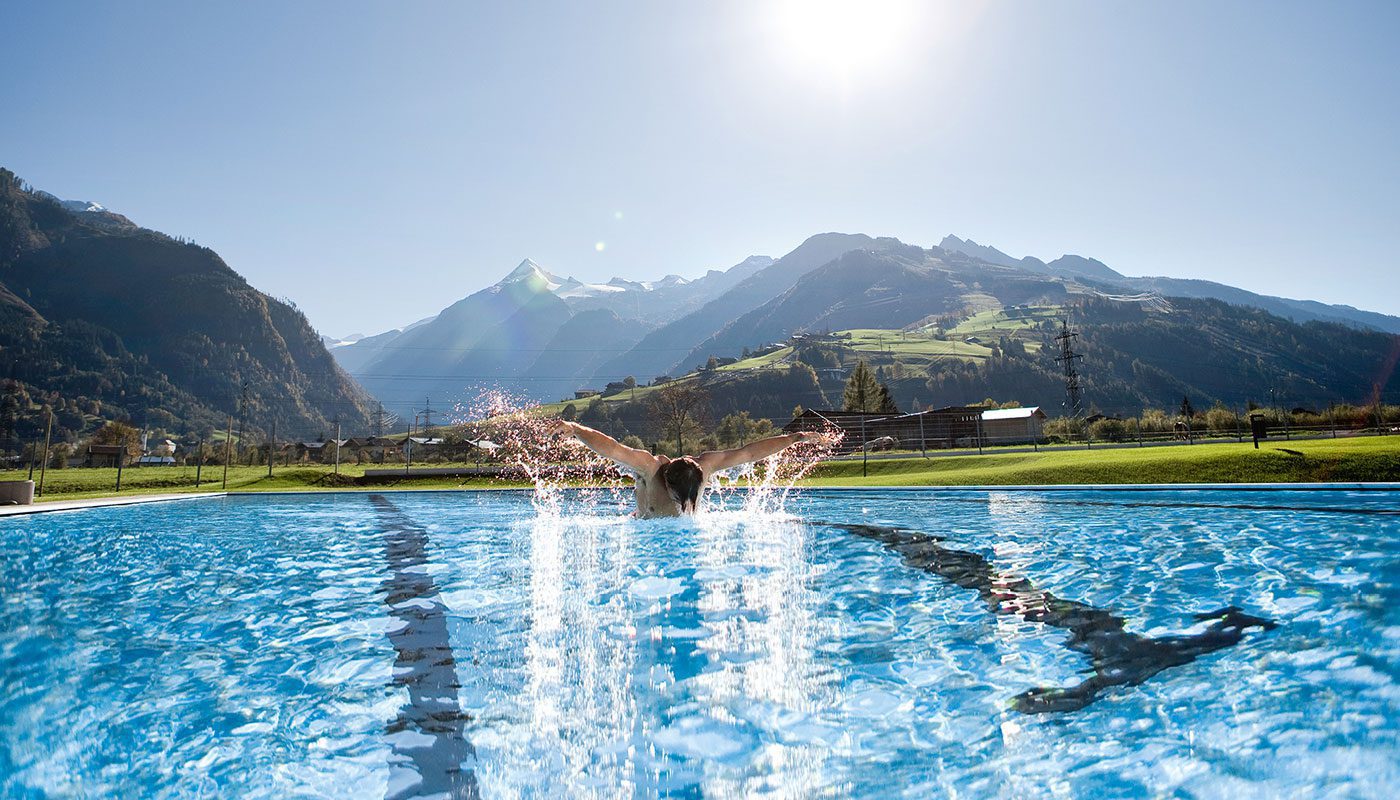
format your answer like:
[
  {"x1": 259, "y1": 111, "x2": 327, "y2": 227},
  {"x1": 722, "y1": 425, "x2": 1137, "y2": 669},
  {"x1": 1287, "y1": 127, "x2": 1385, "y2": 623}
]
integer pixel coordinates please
[
  {"x1": 552, "y1": 420, "x2": 657, "y2": 474},
  {"x1": 697, "y1": 432, "x2": 819, "y2": 473}
]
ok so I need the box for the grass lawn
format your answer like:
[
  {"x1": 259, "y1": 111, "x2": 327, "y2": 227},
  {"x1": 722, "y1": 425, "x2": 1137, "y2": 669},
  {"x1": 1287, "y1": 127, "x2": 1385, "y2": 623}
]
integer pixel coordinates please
[
  {"x1": 806, "y1": 435, "x2": 1400, "y2": 486},
  {"x1": 0, "y1": 463, "x2": 523, "y2": 502},
  {"x1": 3, "y1": 436, "x2": 1396, "y2": 503}
]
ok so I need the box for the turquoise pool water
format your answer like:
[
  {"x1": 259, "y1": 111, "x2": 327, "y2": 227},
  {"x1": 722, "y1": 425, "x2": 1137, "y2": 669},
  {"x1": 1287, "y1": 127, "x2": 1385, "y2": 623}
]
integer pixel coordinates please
[{"x1": 1, "y1": 488, "x2": 1397, "y2": 798}]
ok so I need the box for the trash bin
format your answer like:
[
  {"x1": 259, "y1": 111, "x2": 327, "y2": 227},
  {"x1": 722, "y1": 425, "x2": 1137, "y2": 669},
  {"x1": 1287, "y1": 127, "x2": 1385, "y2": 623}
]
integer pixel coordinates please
[{"x1": 1249, "y1": 414, "x2": 1268, "y2": 448}]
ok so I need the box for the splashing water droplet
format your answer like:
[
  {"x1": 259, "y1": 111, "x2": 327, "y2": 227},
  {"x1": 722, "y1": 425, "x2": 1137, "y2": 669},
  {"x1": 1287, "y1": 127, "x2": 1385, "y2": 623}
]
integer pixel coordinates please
[{"x1": 444, "y1": 390, "x2": 844, "y2": 519}]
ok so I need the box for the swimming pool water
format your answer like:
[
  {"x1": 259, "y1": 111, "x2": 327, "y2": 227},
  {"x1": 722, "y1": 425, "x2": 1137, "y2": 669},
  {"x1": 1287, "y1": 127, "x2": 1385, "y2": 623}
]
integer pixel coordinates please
[{"x1": 1, "y1": 488, "x2": 1397, "y2": 798}]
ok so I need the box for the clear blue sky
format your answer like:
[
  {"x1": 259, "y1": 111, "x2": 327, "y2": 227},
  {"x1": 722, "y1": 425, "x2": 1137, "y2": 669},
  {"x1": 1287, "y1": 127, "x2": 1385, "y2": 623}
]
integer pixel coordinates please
[{"x1": 3, "y1": 1, "x2": 1397, "y2": 335}]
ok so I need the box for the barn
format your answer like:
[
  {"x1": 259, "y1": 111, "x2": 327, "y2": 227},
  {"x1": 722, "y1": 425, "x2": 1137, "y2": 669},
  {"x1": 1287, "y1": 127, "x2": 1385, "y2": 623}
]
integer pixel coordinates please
[{"x1": 980, "y1": 407, "x2": 1047, "y2": 445}]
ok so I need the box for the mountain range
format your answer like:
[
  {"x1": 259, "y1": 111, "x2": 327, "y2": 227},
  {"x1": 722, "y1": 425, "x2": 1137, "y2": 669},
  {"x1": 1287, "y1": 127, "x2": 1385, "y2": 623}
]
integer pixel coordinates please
[
  {"x1": 331, "y1": 230, "x2": 1400, "y2": 418},
  {"x1": 3, "y1": 164, "x2": 1396, "y2": 446}
]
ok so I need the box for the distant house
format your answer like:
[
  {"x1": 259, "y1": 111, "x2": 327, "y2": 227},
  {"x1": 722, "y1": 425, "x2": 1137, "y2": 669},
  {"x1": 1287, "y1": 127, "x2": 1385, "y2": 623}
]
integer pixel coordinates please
[
  {"x1": 784, "y1": 407, "x2": 983, "y2": 452},
  {"x1": 602, "y1": 381, "x2": 631, "y2": 396},
  {"x1": 291, "y1": 441, "x2": 327, "y2": 462},
  {"x1": 85, "y1": 444, "x2": 125, "y2": 467},
  {"x1": 135, "y1": 455, "x2": 176, "y2": 466},
  {"x1": 574, "y1": 389, "x2": 600, "y2": 400},
  {"x1": 980, "y1": 407, "x2": 1047, "y2": 444},
  {"x1": 148, "y1": 439, "x2": 179, "y2": 456},
  {"x1": 714, "y1": 356, "x2": 738, "y2": 367}
]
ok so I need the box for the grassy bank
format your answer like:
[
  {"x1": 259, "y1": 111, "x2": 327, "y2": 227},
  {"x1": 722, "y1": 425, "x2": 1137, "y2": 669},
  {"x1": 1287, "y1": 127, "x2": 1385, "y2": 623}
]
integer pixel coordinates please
[
  {"x1": 3, "y1": 436, "x2": 1397, "y2": 502},
  {"x1": 0, "y1": 463, "x2": 521, "y2": 502},
  {"x1": 806, "y1": 436, "x2": 1400, "y2": 486}
]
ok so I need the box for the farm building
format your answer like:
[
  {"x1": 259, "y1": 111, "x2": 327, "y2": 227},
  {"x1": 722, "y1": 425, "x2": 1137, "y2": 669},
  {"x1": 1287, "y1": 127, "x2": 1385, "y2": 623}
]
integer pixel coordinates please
[
  {"x1": 980, "y1": 407, "x2": 1047, "y2": 444},
  {"x1": 784, "y1": 407, "x2": 984, "y2": 453},
  {"x1": 85, "y1": 445, "x2": 125, "y2": 467}
]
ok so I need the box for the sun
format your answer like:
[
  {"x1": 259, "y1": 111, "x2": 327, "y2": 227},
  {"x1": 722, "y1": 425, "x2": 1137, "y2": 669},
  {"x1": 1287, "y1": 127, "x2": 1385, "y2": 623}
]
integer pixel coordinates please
[{"x1": 766, "y1": 0, "x2": 920, "y2": 85}]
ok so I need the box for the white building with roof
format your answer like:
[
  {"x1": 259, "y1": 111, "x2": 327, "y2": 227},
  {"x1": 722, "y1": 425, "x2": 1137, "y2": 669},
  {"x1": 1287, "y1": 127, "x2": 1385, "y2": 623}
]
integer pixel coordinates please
[{"x1": 980, "y1": 406, "x2": 1047, "y2": 444}]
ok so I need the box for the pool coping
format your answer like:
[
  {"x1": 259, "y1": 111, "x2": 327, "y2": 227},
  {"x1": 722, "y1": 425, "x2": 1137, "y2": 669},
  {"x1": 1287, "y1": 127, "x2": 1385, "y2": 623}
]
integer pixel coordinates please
[
  {"x1": 3, "y1": 482, "x2": 1395, "y2": 516},
  {"x1": 0, "y1": 492, "x2": 227, "y2": 516}
]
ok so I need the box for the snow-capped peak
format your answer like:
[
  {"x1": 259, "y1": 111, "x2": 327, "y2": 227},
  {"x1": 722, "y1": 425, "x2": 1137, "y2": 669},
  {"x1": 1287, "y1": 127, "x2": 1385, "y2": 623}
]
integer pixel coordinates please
[{"x1": 501, "y1": 259, "x2": 563, "y2": 291}]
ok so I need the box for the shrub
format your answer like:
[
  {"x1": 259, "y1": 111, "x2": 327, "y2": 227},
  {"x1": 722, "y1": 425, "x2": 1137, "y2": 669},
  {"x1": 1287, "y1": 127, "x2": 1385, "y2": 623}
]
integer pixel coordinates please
[
  {"x1": 1205, "y1": 405, "x2": 1241, "y2": 435},
  {"x1": 1089, "y1": 418, "x2": 1128, "y2": 442}
]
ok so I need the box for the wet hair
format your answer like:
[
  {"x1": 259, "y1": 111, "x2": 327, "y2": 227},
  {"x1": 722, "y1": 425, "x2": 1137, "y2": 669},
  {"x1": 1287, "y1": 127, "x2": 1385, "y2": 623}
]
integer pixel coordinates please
[{"x1": 658, "y1": 457, "x2": 704, "y2": 512}]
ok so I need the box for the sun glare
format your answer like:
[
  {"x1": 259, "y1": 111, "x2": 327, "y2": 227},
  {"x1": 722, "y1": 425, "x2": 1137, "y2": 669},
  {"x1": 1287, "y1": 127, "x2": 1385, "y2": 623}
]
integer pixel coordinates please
[{"x1": 766, "y1": 0, "x2": 920, "y2": 86}]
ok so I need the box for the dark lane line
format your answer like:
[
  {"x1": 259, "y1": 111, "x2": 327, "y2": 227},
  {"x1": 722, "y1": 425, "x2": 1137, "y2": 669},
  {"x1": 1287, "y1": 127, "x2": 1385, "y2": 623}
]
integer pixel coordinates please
[
  {"x1": 858, "y1": 492, "x2": 1400, "y2": 517},
  {"x1": 371, "y1": 494, "x2": 479, "y2": 799},
  {"x1": 823, "y1": 522, "x2": 1277, "y2": 714}
]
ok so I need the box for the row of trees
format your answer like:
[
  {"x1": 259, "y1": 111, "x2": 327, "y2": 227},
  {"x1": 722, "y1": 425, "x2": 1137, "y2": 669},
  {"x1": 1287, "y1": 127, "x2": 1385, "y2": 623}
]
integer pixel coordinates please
[{"x1": 1045, "y1": 402, "x2": 1400, "y2": 443}]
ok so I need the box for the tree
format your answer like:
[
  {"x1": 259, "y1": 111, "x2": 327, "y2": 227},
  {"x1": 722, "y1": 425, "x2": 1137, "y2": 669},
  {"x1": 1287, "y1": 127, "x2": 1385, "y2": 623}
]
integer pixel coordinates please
[
  {"x1": 48, "y1": 442, "x2": 71, "y2": 469},
  {"x1": 646, "y1": 383, "x2": 711, "y2": 454},
  {"x1": 705, "y1": 356, "x2": 720, "y2": 372},
  {"x1": 623, "y1": 376, "x2": 636, "y2": 388},
  {"x1": 876, "y1": 383, "x2": 899, "y2": 414},
  {"x1": 843, "y1": 360, "x2": 881, "y2": 412},
  {"x1": 561, "y1": 403, "x2": 578, "y2": 421},
  {"x1": 91, "y1": 421, "x2": 142, "y2": 460},
  {"x1": 714, "y1": 411, "x2": 776, "y2": 448}
]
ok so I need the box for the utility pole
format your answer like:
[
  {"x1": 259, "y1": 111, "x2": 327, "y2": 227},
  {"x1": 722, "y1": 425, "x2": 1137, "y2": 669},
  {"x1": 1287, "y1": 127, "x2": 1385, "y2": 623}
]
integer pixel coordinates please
[
  {"x1": 222, "y1": 415, "x2": 232, "y2": 490},
  {"x1": 1054, "y1": 319, "x2": 1085, "y2": 435},
  {"x1": 917, "y1": 410, "x2": 927, "y2": 459},
  {"x1": 37, "y1": 407, "x2": 52, "y2": 496},
  {"x1": 237, "y1": 382, "x2": 249, "y2": 460},
  {"x1": 861, "y1": 416, "x2": 869, "y2": 477},
  {"x1": 115, "y1": 437, "x2": 127, "y2": 492},
  {"x1": 333, "y1": 417, "x2": 341, "y2": 475},
  {"x1": 195, "y1": 438, "x2": 204, "y2": 488},
  {"x1": 267, "y1": 419, "x2": 276, "y2": 478}
]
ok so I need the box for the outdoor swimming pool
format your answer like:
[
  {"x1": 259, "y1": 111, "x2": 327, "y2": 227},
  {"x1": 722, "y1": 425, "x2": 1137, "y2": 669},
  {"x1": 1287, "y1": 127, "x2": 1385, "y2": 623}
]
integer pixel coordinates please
[{"x1": 2, "y1": 488, "x2": 1397, "y2": 798}]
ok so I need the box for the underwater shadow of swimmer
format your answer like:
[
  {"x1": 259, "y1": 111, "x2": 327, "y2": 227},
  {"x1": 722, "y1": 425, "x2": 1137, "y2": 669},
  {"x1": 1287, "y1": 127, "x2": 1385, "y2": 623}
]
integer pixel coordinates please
[{"x1": 823, "y1": 522, "x2": 1277, "y2": 714}]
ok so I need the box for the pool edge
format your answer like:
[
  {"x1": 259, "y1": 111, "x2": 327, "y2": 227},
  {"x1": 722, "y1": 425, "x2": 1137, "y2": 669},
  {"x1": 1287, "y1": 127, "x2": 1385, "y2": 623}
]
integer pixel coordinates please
[{"x1": 0, "y1": 492, "x2": 227, "y2": 516}]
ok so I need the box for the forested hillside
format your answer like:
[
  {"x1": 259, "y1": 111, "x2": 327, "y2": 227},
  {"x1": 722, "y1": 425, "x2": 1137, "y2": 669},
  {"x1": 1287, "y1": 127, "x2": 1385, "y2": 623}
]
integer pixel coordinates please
[{"x1": 0, "y1": 168, "x2": 374, "y2": 450}]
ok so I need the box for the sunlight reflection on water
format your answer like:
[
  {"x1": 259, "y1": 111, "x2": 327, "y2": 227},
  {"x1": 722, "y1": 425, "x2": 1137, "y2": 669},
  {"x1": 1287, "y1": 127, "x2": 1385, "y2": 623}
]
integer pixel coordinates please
[{"x1": 1, "y1": 488, "x2": 1397, "y2": 797}]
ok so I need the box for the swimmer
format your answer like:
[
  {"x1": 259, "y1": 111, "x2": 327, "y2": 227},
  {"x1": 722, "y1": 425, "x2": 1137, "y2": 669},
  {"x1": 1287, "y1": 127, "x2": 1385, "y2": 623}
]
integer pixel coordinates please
[{"x1": 548, "y1": 420, "x2": 829, "y2": 518}]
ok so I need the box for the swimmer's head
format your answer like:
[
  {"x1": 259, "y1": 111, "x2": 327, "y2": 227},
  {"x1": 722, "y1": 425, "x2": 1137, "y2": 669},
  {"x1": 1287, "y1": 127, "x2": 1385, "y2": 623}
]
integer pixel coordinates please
[{"x1": 659, "y1": 456, "x2": 703, "y2": 513}]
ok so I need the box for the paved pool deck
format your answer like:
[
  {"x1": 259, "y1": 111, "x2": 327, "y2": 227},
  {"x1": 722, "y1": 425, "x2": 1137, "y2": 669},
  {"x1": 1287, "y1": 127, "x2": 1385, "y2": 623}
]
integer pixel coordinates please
[{"x1": 0, "y1": 492, "x2": 226, "y2": 516}]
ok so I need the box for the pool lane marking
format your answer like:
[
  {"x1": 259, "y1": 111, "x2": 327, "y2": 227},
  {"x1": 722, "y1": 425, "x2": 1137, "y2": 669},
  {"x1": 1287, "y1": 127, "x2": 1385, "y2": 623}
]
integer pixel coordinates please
[
  {"x1": 821, "y1": 521, "x2": 1277, "y2": 714},
  {"x1": 371, "y1": 494, "x2": 480, "y2": 800},
  {"x1": 874, "y1": 493, "x2": 1400, "y2": 517}
]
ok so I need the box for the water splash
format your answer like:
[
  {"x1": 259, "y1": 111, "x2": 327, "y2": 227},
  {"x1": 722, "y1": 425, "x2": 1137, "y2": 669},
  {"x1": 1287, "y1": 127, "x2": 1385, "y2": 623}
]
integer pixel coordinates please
[
  {"x1": 448, "y1": 390, "x2": 843, "y2": 518},
  {"x1": 449, "y1": 389, "x2": 630, "y2": 516},
  {"x1": 708, "y1": 425, "x2": 844, "y2": 516}
]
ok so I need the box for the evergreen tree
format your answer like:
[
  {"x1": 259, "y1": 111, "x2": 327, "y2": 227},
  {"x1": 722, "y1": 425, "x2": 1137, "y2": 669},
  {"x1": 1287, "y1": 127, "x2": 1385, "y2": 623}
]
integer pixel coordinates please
[
  {"x1": 877, "y1": 383, "x2": 899, "y2": 414},
  {"x1": 843, "y1": 360, "x2": 881, "y2": 412}
]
